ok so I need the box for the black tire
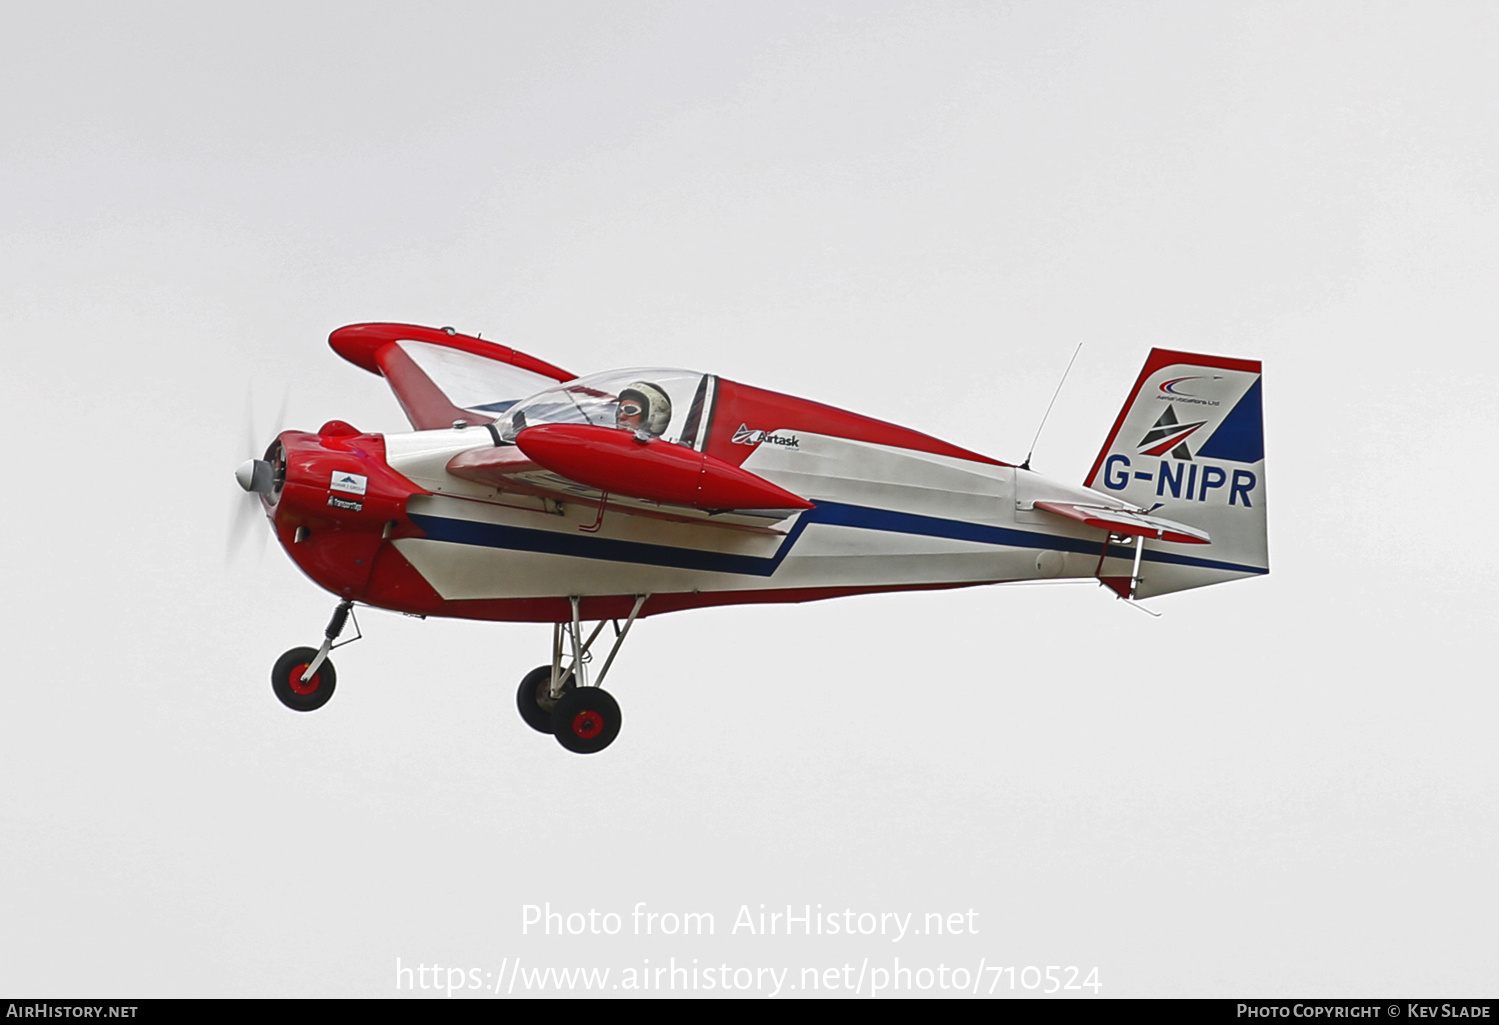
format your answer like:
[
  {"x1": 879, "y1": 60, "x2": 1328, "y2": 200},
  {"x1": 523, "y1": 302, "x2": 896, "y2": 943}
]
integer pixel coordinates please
[
  {"x1": 516, "y1": 665, "x2": 576, "y2": 734},
  {"x1": 551, "y1": 688, "x2": 622, "y2": 754},
  {"x1": 272, "y1": 646, "x2": 337, "y2": 712}
]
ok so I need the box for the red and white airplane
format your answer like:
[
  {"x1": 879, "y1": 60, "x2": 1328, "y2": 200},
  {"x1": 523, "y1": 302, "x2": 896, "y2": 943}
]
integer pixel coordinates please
[{"x1": 236, "y1": 323, "x2": 1268, "y2": 753}]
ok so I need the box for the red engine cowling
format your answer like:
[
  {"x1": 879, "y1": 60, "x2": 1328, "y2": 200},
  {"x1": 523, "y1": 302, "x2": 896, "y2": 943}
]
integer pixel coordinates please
[{"x1": 265, "y1": 421, "x2": 428, "y2": 601}]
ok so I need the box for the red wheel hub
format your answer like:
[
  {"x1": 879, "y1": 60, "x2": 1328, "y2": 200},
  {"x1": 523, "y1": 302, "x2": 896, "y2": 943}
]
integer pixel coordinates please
[
  {"x1": 571, "y1": 710, "x2": 604, "y2": 740},
  {"x1": 289, "y1": 665, "x2": 321, "y2": 696}
]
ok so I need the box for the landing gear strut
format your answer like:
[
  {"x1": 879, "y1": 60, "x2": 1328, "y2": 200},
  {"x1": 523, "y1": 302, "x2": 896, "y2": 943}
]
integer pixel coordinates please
[
  {"x1": 271, "y1": 600, "x2": 361, "y2": 712},
  {"x1": 515, "y1": 595, "x2": 646, "y2": 753}
]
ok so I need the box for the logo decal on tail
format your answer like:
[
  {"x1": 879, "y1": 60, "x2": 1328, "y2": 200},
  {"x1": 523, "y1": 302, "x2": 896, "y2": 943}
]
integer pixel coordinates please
[
  {"x1": 1138, "y1": 407, "x2": 1206, "y2": 459},
  {"x1": 1158, "y1": 376, "x2": 1221, "y2": 397}
]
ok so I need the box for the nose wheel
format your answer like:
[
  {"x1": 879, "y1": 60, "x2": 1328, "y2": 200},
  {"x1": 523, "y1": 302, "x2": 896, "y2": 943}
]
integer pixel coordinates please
[
  {"x1": 270, "y1": 600, "x2": 360, "y2": 712},
  {"x1": 272, "y1": 646, "x2": 337, "y2": 711}
]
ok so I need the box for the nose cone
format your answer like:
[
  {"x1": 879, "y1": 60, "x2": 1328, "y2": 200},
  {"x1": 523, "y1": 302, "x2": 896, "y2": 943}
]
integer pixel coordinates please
[{"x1": 236, "y1": 458, "x2": 272, "y2": 494}]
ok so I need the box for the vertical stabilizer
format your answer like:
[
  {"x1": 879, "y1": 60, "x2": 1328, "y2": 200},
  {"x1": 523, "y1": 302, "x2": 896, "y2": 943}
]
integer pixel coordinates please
[{"x1": 1084, "y1": 350, "x2": 1268, "y2": 597}]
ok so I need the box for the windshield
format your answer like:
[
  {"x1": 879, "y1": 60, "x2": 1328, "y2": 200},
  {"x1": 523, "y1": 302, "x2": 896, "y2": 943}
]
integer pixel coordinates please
[{"x1": 497, "y1": 368, "x2": 712, "y2": 446}]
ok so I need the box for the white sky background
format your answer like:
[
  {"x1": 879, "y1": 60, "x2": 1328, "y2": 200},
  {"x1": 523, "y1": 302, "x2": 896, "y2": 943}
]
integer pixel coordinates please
[{"x1": 1, "y1": 0, "x2": 1494, "y2": 998}]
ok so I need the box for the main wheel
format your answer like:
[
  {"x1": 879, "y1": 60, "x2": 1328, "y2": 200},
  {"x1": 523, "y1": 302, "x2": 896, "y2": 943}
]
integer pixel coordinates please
[
  {"x1": 272, "y1": 646, "x2": 337, "y2": 712},
  {"x1": 516, "y1": 665, "x2": 576, "y2": 734},
  {"x1": 551, "y1": 688, "x2": 622, "y2": 754}
]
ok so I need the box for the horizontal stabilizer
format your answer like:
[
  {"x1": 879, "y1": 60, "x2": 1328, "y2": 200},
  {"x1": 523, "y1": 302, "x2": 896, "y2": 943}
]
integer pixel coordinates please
[{"x1": 1033, "y1": 501, "x2": 1210, "y2": 544}]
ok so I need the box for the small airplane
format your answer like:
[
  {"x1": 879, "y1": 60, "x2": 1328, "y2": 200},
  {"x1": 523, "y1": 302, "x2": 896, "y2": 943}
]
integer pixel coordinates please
[{"x1": 235, "y1": 323, "x2": 1268, "y2": 753}]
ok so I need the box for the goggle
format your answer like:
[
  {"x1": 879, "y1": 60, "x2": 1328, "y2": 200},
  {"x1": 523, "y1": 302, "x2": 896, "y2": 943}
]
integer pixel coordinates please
[{"x1": 618, "y1": 400, "x2": 645, "y2": 418}]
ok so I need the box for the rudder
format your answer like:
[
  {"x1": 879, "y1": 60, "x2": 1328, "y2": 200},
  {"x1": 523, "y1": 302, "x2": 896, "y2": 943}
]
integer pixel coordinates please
[{"x1": 1084, "y1": 349, "x2": 1268, "y2": 598}]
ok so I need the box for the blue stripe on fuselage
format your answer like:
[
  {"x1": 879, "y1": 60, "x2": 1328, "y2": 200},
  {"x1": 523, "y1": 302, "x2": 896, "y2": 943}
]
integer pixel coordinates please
[
  {"x1": 408, "y1": 507, "x2": 816, "y2": 577},
  {"x1": 407, "y1": 500, "x2": 1268, "y2": 577}
]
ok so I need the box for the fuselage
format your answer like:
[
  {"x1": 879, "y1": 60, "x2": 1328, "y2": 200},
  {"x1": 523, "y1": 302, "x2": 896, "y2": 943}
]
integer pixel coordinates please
[{"x1": 260, "y1": 377, "x2": 1144, "y2": 623}]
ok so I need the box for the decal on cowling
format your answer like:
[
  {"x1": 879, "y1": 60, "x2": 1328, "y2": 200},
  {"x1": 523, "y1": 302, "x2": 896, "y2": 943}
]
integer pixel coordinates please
[
  {"x1": 327, "y1": 495, "x2": 364, "y2": 512},
  {"x1": 330, "y1": 472, "x2": 368, "y2": 496}
]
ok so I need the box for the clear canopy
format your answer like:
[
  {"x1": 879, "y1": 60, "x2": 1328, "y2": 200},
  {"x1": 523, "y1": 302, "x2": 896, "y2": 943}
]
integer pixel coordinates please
[{"x1": 497, "y1": 368, "x2": 711, "y2": 447}]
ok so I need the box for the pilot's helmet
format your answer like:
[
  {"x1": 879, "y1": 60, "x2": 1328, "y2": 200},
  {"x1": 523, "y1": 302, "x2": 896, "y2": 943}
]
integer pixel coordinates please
[{"x1": 616, "y1": 382, "x2": 672, "y2": 436}]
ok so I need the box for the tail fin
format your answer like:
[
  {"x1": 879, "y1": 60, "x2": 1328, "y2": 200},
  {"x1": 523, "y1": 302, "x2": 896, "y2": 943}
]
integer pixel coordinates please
[{"x1": 1083, "y1": 349, "x2": 1268, "y2": 598}]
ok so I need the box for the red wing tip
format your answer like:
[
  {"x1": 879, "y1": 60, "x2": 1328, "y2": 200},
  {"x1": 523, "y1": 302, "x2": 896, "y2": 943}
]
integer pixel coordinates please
[{"x1": 328, "y1": 322, "x2": 573, "y2": 382}]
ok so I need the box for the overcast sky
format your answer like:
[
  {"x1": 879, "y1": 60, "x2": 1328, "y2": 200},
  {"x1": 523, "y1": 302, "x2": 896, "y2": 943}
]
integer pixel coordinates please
[{"x1": 2, "y1": 0, "x2": 1494, "y2": 998}]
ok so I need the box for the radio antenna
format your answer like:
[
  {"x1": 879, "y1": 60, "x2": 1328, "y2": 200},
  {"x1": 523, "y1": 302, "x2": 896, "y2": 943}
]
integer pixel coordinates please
[{"x1": 1020, "y1": 342, "x2": 1082, "y2": 471}]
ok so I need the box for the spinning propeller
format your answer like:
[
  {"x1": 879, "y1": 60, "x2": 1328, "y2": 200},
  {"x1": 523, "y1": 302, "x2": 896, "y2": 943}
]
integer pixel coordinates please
[{"x1": 228, "y1": 388, "x2": 288, "y2": 563}]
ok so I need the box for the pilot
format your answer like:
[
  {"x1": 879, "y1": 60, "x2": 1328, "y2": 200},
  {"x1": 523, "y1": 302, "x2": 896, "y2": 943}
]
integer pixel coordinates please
[{"x1": 615, "y1": 382, "x2": 672, "y2": 437}]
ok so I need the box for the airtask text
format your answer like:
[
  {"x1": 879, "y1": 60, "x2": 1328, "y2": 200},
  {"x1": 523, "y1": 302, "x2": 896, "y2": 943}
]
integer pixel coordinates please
[{"x1": 732, "y1": 424, "x2": 800, "y2": 448}]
